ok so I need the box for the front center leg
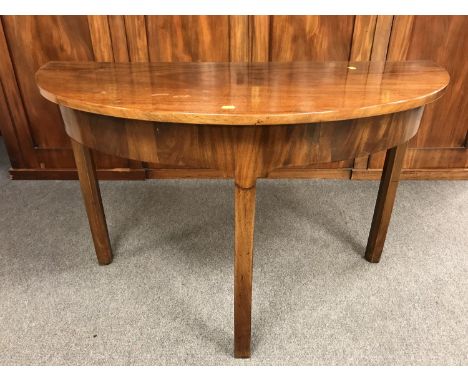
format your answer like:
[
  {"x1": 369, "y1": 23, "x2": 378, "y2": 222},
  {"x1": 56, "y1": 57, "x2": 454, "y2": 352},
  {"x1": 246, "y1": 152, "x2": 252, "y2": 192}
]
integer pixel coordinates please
[
  {"x1": 232, "y1": 125, "x2": 263, "y2": 358},
  {"x1": 234, "y1": 183, "x2": 256, "y2": 358}
]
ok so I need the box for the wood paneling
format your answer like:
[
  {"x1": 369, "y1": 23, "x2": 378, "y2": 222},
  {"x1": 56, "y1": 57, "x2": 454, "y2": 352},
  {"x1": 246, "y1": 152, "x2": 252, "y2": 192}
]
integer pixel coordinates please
[
  {"x1": 368, "y1": 16, "x2": 468, "y2": 170},
  {"x1": 87, "y1": 16, "x2": 113, "y2": 62},
  {"x1": 0, "y1": 15, "x2": 466, "y2": 180},
  {"x1": 404, "y1": 16, "x2": 467, "y2": 149},
  {"x1": 145, "y1": 16, "x2": 230, "y2": 62},
  {"x1": 2, "y1": 16, "x2": 94, "y2": 150},
  {"x1": 108, "y1": 16, "x2": 130, "y2": 62},
  {"x1": 123, "y1": 16, "x2": 149, "y2": 62},
  {"x1": 250, "y1": 16, "x2": 270, "y2": 62},
  {"x1": 230, "y1": 16, "x2": 250, "y2": 63},
  {"x1": 0, "y1": 80, "x2": 22, "y2": 167},
  {"x1": 0, "y1": 17, "x2": 37, "y2": 168},
  {"x1": 370, "y1": 16, "x2": 393, "y2": 61},
  {"x1": 350, "y1": 15, "x2": 377, "y2": 61},
  {"x1": 269, "y1": 16, "x2": 355, "y2": 61},
  {"x1": 0, "y1": 16, "x2": 132, "y2": 171}
]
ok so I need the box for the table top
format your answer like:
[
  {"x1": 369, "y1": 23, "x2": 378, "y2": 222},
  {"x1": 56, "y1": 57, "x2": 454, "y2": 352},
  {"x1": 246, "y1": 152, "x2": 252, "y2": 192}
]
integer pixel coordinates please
[{"x1": 36, "y1": 60, "x2": 449, "y2": 125}]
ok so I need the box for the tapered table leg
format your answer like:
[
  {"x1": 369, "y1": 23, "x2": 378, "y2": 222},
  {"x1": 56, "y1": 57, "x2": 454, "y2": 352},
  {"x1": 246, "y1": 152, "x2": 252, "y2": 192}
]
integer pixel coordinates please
[
  {"x1": 71, "y1": 139, "x2": 113, "y2": 265},
  {"x1": 234, "y1": 184, "x2": 256, "y2": 358},
  {"x1": 365, "y1": 142, "x2": 408, "y2": 263}
]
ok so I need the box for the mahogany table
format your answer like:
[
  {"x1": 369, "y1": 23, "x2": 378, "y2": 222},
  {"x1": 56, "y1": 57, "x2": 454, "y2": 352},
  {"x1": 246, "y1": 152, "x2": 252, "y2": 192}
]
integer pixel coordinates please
[{"x1": 36, "y1": 60, "x2": 449, "y2": 358}]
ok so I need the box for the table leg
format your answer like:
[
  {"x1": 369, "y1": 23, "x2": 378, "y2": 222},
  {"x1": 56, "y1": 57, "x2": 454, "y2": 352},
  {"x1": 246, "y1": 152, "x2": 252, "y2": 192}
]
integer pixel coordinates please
[
  {"x1": 365, "y1": 141, "x2": 408, "y2": 263},
  {"x1": 71, "y1": 139, "x2": 113, "y2": 265},
  {"x1": 234, "y1": 184, "x2": 256, "y2": 358}
]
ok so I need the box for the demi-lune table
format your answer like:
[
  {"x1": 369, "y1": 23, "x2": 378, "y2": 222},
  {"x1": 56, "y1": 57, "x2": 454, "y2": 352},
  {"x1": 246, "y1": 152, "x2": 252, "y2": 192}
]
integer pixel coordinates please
[{"x1": 36, "y1": 60, "x2": 449, "y2": 358}]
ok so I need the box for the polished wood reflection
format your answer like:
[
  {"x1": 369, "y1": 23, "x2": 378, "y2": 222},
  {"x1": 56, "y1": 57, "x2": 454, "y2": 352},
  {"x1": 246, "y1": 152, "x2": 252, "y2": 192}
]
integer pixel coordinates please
[
  {"x1": 37, "y1": 60, "x2": 448, "y2": 125},
  {"x1": 36, "y1": 60, "x2": 449, "y2": 358}
]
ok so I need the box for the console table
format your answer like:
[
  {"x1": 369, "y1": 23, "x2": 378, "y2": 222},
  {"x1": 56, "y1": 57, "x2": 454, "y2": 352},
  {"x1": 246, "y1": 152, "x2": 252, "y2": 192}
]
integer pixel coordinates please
[{"x1": 36, "y1": 60, "x2": 449, "y2": 358}]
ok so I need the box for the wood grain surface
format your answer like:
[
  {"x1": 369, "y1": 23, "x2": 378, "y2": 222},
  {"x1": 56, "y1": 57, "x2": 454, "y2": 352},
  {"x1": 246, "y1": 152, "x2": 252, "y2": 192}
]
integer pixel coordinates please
[
  {"x1": 36, "y1": 60, "x2": 448, "y2": 125},
  {"x1": 269, "y1": 16, "x2": 354, "y2": 61},
  {"x1": 59, "y1": 106, "x2": 424, "y2": 175},
  {"x1": 146, "y1": 16, "x2": 230, "y2": 62}
]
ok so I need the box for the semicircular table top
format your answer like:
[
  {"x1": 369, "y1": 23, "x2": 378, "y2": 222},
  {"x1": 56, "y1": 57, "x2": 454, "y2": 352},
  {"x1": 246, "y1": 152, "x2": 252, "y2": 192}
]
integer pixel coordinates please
[{"x1": 36, "y1": 60, "x2": 450, "y2": 125}]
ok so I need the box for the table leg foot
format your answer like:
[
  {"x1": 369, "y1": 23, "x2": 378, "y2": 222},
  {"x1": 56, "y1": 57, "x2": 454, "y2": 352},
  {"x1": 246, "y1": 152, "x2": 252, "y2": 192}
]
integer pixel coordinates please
[
  {"x1": 234, "y1": 184, "x2": 256, "y2": 358},
  {"x1": 365, "y1": 142, "x2": 408, "y2": 263},
  {"x1": 71, "y1": 139, "x2": 113, "y2": 265}
]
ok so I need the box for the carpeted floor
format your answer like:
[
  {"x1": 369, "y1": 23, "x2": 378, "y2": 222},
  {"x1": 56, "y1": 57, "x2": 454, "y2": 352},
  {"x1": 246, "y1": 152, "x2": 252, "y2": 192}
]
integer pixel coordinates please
[{"x1": 0, "y1": 138, "x2": 467, "y2": 365}]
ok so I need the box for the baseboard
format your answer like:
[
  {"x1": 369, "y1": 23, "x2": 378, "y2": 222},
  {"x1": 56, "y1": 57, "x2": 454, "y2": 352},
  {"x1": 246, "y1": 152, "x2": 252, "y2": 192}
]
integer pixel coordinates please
[
  {"x1": 351, "y1": 168, "x2": 468, "y2": 180},
  {"x1": 9, "y1": 168, "x2": 146, "y2": 180},
  {"x1": 8, "y1": 167, "x2": 468, "y2": 181},
  {"x1": 267, "y1": 168, "x2": 352, "y2": 179},
  {"x1": 145, "y1": 168, "x2": 227, "y2": 179}
]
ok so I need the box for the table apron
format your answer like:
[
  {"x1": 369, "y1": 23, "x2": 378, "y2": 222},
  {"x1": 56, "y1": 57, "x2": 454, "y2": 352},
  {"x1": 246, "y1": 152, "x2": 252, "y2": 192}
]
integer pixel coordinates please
[{"x1": 60, "y1": 106, "x2": 424, "y2": 183}]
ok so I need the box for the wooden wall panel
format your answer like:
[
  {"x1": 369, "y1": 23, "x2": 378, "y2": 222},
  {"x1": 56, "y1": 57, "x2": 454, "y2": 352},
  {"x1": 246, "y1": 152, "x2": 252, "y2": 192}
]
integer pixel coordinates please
[
  {"x1": 123, "y1": 16, "x2": 149, "y2": 62},
  {"x1": 350, "y1": 15, "x2": 377, "y2": 61},
  {"x1": 2, "y1": 16, "x2": 94, "y2": 150},
  {"x1": 0, "y1": 15, "x2": 466, "y2": 180},
  {"x1": 370, "y1": 16, "x2": 393, "y2": 61},
  {"x1": 88, "y1": 16, "x2": 114, "y2": 62},
  {"x1": 145, "y1": 16, "x2": 230, "y2": 62},
  {"x1": 0, "y1": 80, "x2": 22, "y2": 167},
  {"x1": 368, "y1": 16, "x2": 468, "y2": 171},
  {"x1": 0, "y1": 16, "x2": 138, "y2": 171},
  {"x1": 108, "y1": 16, "x2": 130, "y2": 62},
  {"x1": 402, "y1": 16, "x2": 467, "y2": 149},
  {"x1": 250, "y1": 16, "x2": 270, "y2": 62},
  {"x1": 269, "y1": 16, "x2": 355, "y2": 61},
  {"x1": 0, "y1": 18, "x2": 37, "y2": 168},
  {"x1": 230, "y1": 16, "x2": 250, "y2": 63}
]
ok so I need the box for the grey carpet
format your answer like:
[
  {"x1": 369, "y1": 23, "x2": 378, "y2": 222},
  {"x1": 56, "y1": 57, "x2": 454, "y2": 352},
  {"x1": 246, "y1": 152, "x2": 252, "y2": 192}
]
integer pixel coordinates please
[{"x1": 0, "y1": 138, "x2": 467, "y2": 365}]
